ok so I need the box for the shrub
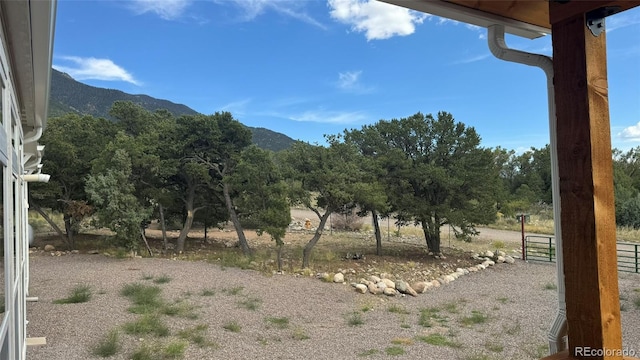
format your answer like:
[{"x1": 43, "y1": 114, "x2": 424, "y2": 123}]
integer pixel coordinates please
[
  {"x1": 92, "y1": 330, "x2": 120, "y2": 357},
  {"x1": 54, "y1": 284, "x2": 92, "y2": 304}
]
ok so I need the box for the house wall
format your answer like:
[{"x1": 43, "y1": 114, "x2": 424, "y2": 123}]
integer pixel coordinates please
[{"x1": 0, "y1": 1, "x2": 56, "y2": 358}]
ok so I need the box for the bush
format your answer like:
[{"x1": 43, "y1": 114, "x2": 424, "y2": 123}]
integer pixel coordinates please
[
  {"x1": 330, "y1": 212, "x2": 364, "y2": 231},
  {"x1": 54, "y1": 284, "x2": 92, "y2": 304},
  {"x1": 617, "y1": 195, "x2": 640, "y2": 229}
]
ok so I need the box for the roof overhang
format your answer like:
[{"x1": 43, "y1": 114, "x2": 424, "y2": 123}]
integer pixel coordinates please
[
  {"x1": 1, "y1": 0, "x2": 56, "y2": 173},
  {"x1": 379, "y1": 0, "x2": 550, "y2": 39},
  {"x1": 378, "y1": 1, "x2": 640, "y2": 39}
]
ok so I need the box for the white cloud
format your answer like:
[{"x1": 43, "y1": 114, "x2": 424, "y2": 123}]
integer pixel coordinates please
[
  {"x1": 453, "y1": 53, "x2": 491, "y2": 65},
  {"x1": 336, "y1": 70, "x2": 374, "y2": 93},
  {"x1": 289, "y1": 109, "x2": 369, "y2": 124},
  {"x1": 619, "y1": 122, "x2": 640, "y2": 141},
  {"x1": 128, "y1": 0, "x2": 191, "y2": 20},
  {"x1": 54, "y1": 56, "x2": 141, "y2": 85},
  {"x1": 338, "y1": 71, "x2": 361, "y2": 88},
  {"x1": 607, "y1": 12, "x2": 640, "y2": 32},
  {"x1": 219, "y1": 98, "x2": 252, "y2": 115},
  {"x1": 327, "y1": 0, "x2": 427, "y2": 40},
  {"x1": 217, "y1": 0, "x2": 326, "y2": 29}
]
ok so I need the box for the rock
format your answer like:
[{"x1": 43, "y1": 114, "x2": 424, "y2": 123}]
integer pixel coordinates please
[
  {"x1": 412, "y1": 281, "x2": 428, "y2": 294},
  {"x1": 450, "y1": 272, "x2": 460, "y2": 279},
  {"x1": 381, "y1": 279, "x2": 396, "y2": 289},
  {"x1": 431, "y1": 280, "x2": 441, "y2": 288},
  {"x1": 497, "y1": 256, "x2": 506, "y2": 263},
  {"x1": 359, "y1": 279, "x2": 372, "y2": 286},
  {"x1": 355, "y1": 284, "x2": 368, "y2": 294},
  {"x1": 455, "y1": 268, "x2": 466, "y2": 275},
  {"x1": 368, "y1": 283, "x2": 383, "y2": 295},
  {"x1": 333, "y1": 273, "x2": 345, "y2": 283},
  {"x1": 497, "y1": 250, "x2": 506, "y2": 257},
  {"x1": 468, "y1": 267, "x2": 478, "y2": 272},
  {"x1": 376, "y1": 282, "x2": 387, "y2": 290},
  {"x1": 379, "y1": 273, "x2": 391, "y2": 280},
  {"x1": 484, "y1": 260, "x2": 495, "y2": 266},
  {"x1": 484, "y1": 250, "x2": 495, "y2": 258},
  {"x1": 444, "y1": 275, "x2": 456, "y2": 283},
  {"x1": 44, "y1": 244, "x2": 55, "y2": 251},
  {"x1": 396, "y1": 280, "x2": 418, "y2": 296},
  {"x1": 71, "y1": 250, "x2": 79, "y2": 254},
  {"x1": 369, "y1": 275, "x2": 381, "y2": 283},
  {"x1": 477, "y1": 264, "x2": 486, "y2": 270},
  {"x1": 383, "y1": 288, "x2": 397, "y2": 296},
  {"x1": 505, "y1": 256, "x2": 516, "y2": 264}
]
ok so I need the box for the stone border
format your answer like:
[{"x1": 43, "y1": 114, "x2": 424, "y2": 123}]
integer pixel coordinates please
[{"x1": 323, "y1": 250, "x2": 517, "y2": 297}]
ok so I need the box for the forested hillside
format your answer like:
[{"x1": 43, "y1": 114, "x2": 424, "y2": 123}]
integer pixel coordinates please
[{"x1": 48, "y1": 69, "x2": 295, "y2": 151}]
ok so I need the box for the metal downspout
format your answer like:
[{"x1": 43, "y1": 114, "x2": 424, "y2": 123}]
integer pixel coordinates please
[{"x1": 487, "y1": 24, "x2": 567, "y2": 354}]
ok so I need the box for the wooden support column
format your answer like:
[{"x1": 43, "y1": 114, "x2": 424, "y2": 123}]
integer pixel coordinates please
[{"x1": 548, "y1": 5, "x2": 622, "y2": 360}]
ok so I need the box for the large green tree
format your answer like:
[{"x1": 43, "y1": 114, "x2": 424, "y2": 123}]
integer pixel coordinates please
[
  {"x1": 360, "y1": 112, "x2": 499, "y2": 255},
  {"x1": 30, "y1": 113, "x2": 115, "y2": 248},
  {"x1": 342, "y1": 128, "x2": 391, "y2": 255},
  {"x1": 168, "y1": 114, "x2": 227, "y2": 253},
  {"x1": 188, "y1": 112, "x2": 254, "y2": 255},
  {"x1": 86, "y1": 148, "x2": 152, "y2": 252},
  {"x1": 281, "y1": 138, "x2": 366, "y2": 268},
  {"x1": 228, "y1": 146, "x2": 291, "y2": 268}
]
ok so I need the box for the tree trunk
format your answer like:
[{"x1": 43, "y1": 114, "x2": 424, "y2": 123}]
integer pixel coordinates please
[
  {"x1": 63, "y1": 214, "x2": 75, "y2": 250},
  {"x1": 140, "y1": 227, "x2": 153, "y2": 257},
  {"x1": 302, "y1": 211, "x2": 331, "y2": 269},
  {"x1": 372, "y1": 210, "x2": 382, "y2": 256},
  {"x1": 158, "y1": 203, "x2": 168, "y2": 252},
  {"x1": 276, "y1": 242, "x2": 283, "y2": 273},
  {"x1": 176, "y1": 209, "x2": 194, "y2": 253},
  {"x1": 30, "y1": 201, "x2": 66, "y2": 241},
  {"x1": 176, "y1": 188, "x2": 197, "y2": 253},
  {"x1": 421, "y1": 219, "x2": 441, "y2": 255},
  {"x1": 223, "y1": 182, "x2": 252, "y2": 256}
]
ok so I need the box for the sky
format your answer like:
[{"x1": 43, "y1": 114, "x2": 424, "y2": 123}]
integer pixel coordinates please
[{"x1": 52, "y1": 0, "x2": 640, "y2": 153}]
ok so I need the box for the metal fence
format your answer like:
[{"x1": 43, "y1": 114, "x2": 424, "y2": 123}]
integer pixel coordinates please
[{"x1": 524, "y1": 236, "x2": 640, "y2": 274}]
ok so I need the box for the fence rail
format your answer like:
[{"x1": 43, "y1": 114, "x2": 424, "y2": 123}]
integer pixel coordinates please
[{"x1": 524, "y1": 236, "x2": 640, "y2": 274}]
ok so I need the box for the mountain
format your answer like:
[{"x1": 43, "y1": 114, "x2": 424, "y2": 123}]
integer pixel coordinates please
[{"x1": 48, "y1": 69, "x2": 295, "y2": 151}]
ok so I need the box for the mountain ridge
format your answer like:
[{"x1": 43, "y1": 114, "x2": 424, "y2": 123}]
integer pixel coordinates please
[{"x1": 48, "y1": 69, "x2": 296, "y2": 152}]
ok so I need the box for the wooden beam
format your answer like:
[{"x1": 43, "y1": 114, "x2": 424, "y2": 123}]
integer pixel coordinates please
[
  {"x1": 550, "y1": 5, "x2": 623, "y2": 360},
  {"x1": 550, "y1": 1, "x2": 640, "y2": 25},
  {"x1": 447, "y1": 0, "x2": 550, "y2": 28}
]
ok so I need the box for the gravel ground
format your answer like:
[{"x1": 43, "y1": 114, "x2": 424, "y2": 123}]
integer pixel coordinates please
[{"x1": 26, "y1": 254, "x2": 640, "y2": 360}]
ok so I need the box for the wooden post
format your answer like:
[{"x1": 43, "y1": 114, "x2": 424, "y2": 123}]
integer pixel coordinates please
[{"x1": 549, "y1": 6, "x2": 622, "y2": 360}]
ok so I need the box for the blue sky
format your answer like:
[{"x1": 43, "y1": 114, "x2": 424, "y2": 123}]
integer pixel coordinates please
[{"x1": 53, "y1": 0, "x2": 640, "y2": 152}]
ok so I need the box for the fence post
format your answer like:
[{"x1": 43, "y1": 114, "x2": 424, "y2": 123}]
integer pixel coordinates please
[
  {"x1": 633, "y1": 244, "x2": 640, "y2": 273},
  {"x1": 549, "y1": 237, "x2": 553, "y2": 262}
]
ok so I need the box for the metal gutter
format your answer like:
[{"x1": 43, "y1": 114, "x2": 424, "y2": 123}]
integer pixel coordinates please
[{"x1": 487, "y1": 24, "x2": 567, "y2": 355}]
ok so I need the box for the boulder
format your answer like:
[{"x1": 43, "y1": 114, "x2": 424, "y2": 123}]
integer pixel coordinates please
[
  {"x1": 484, "y1": 250, "x2": 495, "y2": 258},
  {"x1": 431, "y1": 280, "x2": 441, "y2": 288},
  {"x1": 497, "y1": 256, "x2": 506, "y2": 263},
  {"x1": 44, "y1": 244, "x2": 55, "y2": 251},
  {"x1": 505, "y1": 256, "x2": 516, "y2": 264},
  {"x1": 411, "y1": 282, "x2": 428, "y2": 294},
  {"x1": 383, "y1": 288, "x2": 397, "y2": 296},
  {"x1": 355, "y1": 284, "x2": 368, "y2": 294},
  {"x1": 396, "y1": 280, "x2": 418, "y2": 297},
  {"x1": 381, "y1": 278, "x2": 396, "y2": 289},
  {"x1": 333, "y1": 273, "x2": 345, "y2": 283},
  {"x1": 368, "y1": 283, "x2": 383, "y2": 295},
  {"x1": 369, "y1": 275, "x2": 381, "y2": 283}
]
